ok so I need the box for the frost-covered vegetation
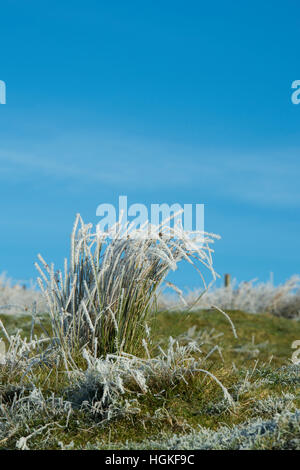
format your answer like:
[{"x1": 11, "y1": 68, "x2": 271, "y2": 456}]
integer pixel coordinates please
[
  {"x1": 0, "y1": 273, "x2": 46, "y2": 316},
  {"x1": 159, "y1": 276, "x2": 300, "y2": 319},
  {"x1": 1, "y1": 309, "x2": 300, "y2": 449},
  {"x1": 3, "y1": 273, "x2": 300, "y2": 320},
  {"x1": 97, "y1": 407, "x2": 300, "y2": 450},
  {"x1": 0, "y1": 215, "x2": 300, "y2": 450}
]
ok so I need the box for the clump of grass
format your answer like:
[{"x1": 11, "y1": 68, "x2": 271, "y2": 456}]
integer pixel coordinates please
[{"x1": 35, "y1": 213, "x2": 219, "y2": 360}]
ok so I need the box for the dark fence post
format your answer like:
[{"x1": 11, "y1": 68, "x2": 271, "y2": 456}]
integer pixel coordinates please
[{"x1": 224, "y1": 273, "x2": 231, "y2": 287}]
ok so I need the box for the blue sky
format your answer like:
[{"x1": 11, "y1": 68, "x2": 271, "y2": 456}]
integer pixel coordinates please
[{"x1": 0, "y1": 1, "x2": 300, "y2": 289}]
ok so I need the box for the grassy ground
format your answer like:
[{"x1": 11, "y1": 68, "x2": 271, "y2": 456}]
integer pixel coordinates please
[
  {"x1": 154, "y1": 309, "x2": 300, "y2": 367},
  {"x1": 0, "y1": 309, "x2": 300, "y2": 450}
]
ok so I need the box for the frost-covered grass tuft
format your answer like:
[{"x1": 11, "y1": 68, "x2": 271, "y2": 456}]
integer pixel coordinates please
[{"x1": 35, "y1": 213, "x2": 219, "y2": 359}]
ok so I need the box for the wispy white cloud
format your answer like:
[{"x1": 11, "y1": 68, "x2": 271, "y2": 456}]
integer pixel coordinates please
[{"x1": 0, "y1": 131, "x2": 299, "y2": 208}]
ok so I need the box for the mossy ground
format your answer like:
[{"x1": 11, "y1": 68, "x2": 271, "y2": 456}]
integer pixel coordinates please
[{"x1": 0, "y1": 309, "x2": 299, "y2": 450}]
